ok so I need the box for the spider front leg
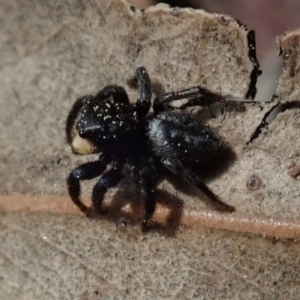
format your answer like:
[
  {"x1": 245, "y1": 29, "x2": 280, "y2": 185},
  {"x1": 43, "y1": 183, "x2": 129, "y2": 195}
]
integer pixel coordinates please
[
  {"x1": 67, "y1": 156, "x2": 110, "y2": 212},
  {"x1": 134, "y1": 67, "x2": 152, "y2": 116},
  {"x1": 92, "y1": 163, "x2": 124, "y2": 213},
  {"x1": 66, "y1": 95, "x2": 95, "y2": 143},
  {"x1": 95, "y1": 85, "x2": 130, "y2": 105},
  {"x1": 162, "y1": 158, "x2": 235, "y2": 212}
]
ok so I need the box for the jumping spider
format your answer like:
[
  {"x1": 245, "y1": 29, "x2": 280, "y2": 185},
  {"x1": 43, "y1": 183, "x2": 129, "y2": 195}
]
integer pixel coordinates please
[{"x1": 66, "y1": 67, "x2": 233, "y2": 230}]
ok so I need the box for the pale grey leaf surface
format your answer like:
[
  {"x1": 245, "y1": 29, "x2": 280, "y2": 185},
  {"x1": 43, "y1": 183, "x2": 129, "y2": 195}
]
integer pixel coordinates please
[
  {"x1": 275, "y1": 28, "x2": 300, "y2": 102},
  {"x1": 1, "y1": 213, "x2": 300, "y2": 299},
  {"x1": 1, "y1": 0, "x2": 300, "y2": 299}
]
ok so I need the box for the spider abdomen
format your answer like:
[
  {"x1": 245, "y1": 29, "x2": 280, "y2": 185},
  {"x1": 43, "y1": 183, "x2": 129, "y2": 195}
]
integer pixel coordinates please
[{"x1": 149, "y1": 111, "x2": 222, "y2": 163}]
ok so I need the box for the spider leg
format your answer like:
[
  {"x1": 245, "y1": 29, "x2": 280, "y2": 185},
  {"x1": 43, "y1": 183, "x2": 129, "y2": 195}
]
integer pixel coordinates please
[
  {"x1": 154, "y1": 86, "x2": 224, "y2": 114},
  {"x1": 67, "y1": 156, "x2": 110, "y2": 212},
  {"x1": 95, "y1": 85, "x2": 130, "y2": 105},
  {"x1": 176, "y1": 97, "x2": 217, "y2": 118},
  {"x1": 66, "y1": 95, "x2": 95, "y2": 143},
  {"x1": 139, "y1": 166, "x2": 158, "y2": 230},
  {"x1": 134, "y1": 67, "x2": 152, "y2": 116},
  {"x1": 92, "y1": 163, "x2": 124, "y2": 213},
  {"x1": 162, "y1": 158, "x2": 235, "y2": 212}
]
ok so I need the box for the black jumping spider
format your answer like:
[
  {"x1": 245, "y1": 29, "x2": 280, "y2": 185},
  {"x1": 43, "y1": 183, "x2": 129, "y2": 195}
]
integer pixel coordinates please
[{"x1": 66, "y1": 67, "x2": 233, "y2": 230}]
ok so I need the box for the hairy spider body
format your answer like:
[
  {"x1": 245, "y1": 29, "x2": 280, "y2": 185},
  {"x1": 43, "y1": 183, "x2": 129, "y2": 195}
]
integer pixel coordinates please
[
  {"x1": 66, "y1": 67, "x2": 232, "y2": 229},
  {"x1": 149, "y1": 111, "x2": 222, "y2": 164}
]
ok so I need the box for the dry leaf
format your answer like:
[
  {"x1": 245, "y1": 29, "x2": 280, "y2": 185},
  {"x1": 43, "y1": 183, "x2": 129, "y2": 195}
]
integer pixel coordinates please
[{"x1": 1, "y1": 0, "x2": 300, "y2": 298}]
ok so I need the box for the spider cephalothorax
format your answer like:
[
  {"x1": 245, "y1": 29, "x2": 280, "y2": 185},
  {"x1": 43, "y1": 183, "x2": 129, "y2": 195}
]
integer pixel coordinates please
[{"x1": 66, "y1": 67, "x2": 233, "y2": 230}]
